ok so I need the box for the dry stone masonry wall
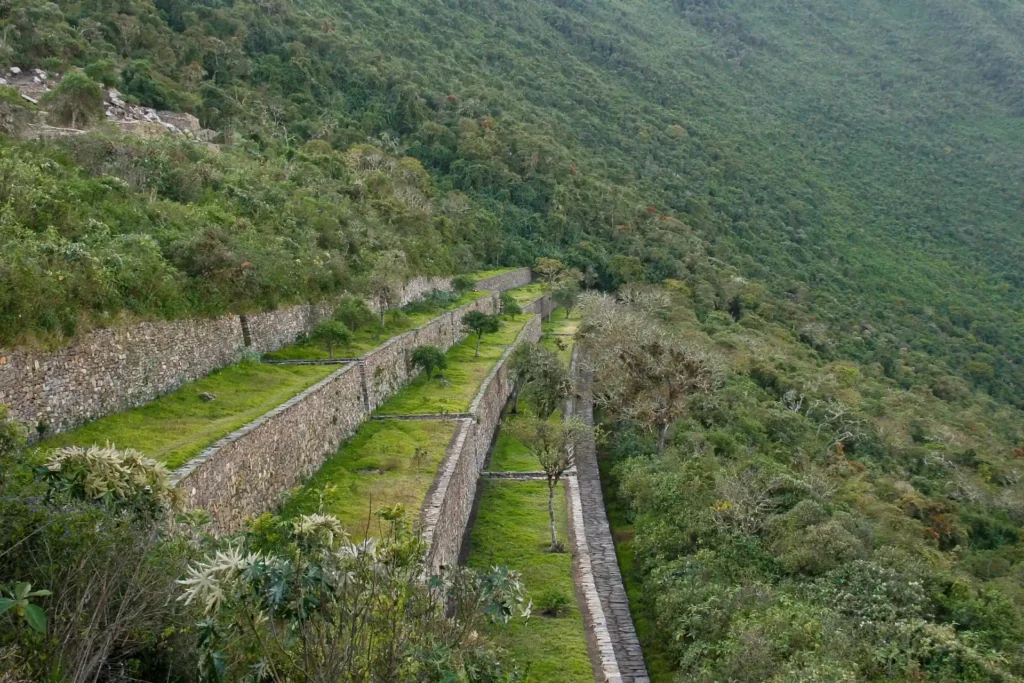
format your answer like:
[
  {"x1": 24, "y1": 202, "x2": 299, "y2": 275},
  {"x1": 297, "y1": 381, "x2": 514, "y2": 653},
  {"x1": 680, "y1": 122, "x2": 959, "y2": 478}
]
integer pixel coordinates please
[
  {"x1": 173, "y1": 363, "x2": 366, "y2": 531},
  {"x1": 421, "y1": 314, "x2": 543, "y2": 571},
  {"x1": 172, "y1": 294, "x2": 502, "y2": 531},
  {"x1": 522, "y1": 293, "x2": 555, "y2": 319},
  {"x1": 362, "y1": 294, "x2": 497, "y2": 410},
  {"x1": 0, "y1": 316, "x2": 244, "y2": 436},
  {"x1": 0, "y1": 275, "x2": 519, "y2": 438},
  {"x1": 566, "y1": 348, "x2": 650, "y2": 683},
  {"x1": 474, "y1": 268, "x2": 532, "y2": 293}
]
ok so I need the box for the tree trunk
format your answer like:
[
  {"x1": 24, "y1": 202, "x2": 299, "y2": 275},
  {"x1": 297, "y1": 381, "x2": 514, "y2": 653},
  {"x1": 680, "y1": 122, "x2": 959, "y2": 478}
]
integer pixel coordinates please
[
  {"x1": 475, "y1": 334, "x2": 482, "y2": 357},
  {"x1": 548, "y1": 483, "x2": 558, "y2": 549},
  {"x1": 71, "y1": 110, "x2": 77, "y2": 130},
  {"x1": 657, "y1": 421, "x2": 670, "y2": 454},
  {"x1": 510, "y1": 386, "x2": 520, "y2": 414},
  {"x1": 380, "y1": 306, "x2": 387, "y2": 329}
]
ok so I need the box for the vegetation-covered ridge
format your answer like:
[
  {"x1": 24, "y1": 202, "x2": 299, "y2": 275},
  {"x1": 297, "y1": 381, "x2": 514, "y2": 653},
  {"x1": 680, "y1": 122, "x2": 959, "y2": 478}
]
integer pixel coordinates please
[
  {"x1": 1, "y1": 0, "x2": 1022, "y2": 410},
  {"x1": 583, "y1": 286, "x2": 1024, "y2": 681}
]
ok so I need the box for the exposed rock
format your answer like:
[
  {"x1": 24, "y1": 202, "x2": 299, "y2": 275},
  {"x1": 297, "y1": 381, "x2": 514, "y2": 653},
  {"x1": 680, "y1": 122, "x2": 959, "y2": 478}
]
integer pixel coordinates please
[
  {"x1": 0, "y1": 78, "x2": 7, "y2": 86},
  {"x1": 157, "y1": 110, "x2": 200, "y2": 133},
  {"x1": 9, "y1": 67, "x2": 21, "y2": 75},
  {"x1": 20, "y1": 93, "x2": 38, "y2": 105},
  {"x1": 199, "y1": 392, "x2": 217, "y2": 402}
]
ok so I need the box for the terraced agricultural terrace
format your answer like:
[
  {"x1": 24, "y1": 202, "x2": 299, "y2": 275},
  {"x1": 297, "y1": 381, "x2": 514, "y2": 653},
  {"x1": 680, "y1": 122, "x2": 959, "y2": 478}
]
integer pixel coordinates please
[
  {"x1": 464, "y1": 307, "x2": 593, "y2": 682},
  {"x1": 32, "y1": 277, "x2": 520, "y2": 473},
  {"x1": 280, "y1": 309, "x2": 533, "y2": 536}
]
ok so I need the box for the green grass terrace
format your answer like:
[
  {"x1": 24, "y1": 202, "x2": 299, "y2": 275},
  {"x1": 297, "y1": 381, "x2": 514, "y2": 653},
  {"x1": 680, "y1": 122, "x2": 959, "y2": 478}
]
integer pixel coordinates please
[
  {"x1": 262, "y1": 290, "x2": 487, "y2": 362},
  {"x1": 466, "y1": 480, "x2": 592, "y2": 683},
  {"x1": 36, "y1": 360, "x2": 337, "y2": 470},
  {"x1": 506, "y1": 282, "x2": 549, "y2": 308},
  {"x1": 376, "y1": 313, "x2": 529, "y2": 415},
  {"x1": 281, "y1": 312, "x2": 532, "y2": 535}
]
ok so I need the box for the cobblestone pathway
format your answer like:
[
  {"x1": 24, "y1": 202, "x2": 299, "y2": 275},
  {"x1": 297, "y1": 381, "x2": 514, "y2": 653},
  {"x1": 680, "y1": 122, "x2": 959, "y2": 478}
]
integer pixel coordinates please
[{"x1": 568, "y1": 355, "x2": 650, "y2": 683}]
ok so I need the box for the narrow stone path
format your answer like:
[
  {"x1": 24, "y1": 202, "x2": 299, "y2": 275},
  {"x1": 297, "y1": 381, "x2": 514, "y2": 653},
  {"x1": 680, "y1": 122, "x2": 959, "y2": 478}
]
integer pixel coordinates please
[{"x1": 568, "y1": 355, "x2": 650, "y2": 683}]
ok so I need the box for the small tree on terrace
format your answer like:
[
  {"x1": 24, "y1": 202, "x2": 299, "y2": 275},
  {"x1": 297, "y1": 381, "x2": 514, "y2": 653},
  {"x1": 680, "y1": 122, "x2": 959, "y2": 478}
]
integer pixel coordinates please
[
  {"x1": 509, "y1": 416, "x2": 591, "y2": 551},
  {"x1": 552, "y1": 280, "x2": 581, "y2": 319},
  {"x1": 334, "y1": 295, "x2": 375, "y2": 332},
  {"x1": 507, "y1": 342, "x2": 544, "y2": 414},
  {"x1": 309, "y1": 320, "x2": 352, "y2": 359},
  {"x1": 451, "y1": 274, "x2": 476, "y2": 294},
  {"x1": 521, "y1": 351, "x2": 570, "y2": 420},
  {"x1": 367, "y1": 250, "x2": 408, "y2": 329},
  {"x1": 43, "y1": 71, "x2": 104, "y2": 130},
  {"x1": 499, "y1": 291, "x2": 522, "y2": 318},
  {"x1": 411, "y1": 345, "x2": 446, "y2": 380},
  {"x1": 462, "y1": 311, "x2": 500, "y2": 357}
]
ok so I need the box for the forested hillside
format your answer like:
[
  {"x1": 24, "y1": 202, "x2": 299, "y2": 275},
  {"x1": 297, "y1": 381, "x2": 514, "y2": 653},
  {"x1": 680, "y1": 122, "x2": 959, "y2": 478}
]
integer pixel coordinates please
[
  {"x1": 2, "y1": 0, "x2": 1022, "y2": 409},
  {"x1": 3, "y1": 0, "x2": 1024, "y2": 680}
]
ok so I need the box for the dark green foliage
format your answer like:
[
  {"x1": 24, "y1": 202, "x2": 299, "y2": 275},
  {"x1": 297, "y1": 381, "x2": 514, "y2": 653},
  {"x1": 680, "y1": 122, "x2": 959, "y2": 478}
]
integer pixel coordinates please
[
  {"x1": 500, "y1": 291, "x2": 523, "y2": 318},
  {"x1": 41, "y1": 71, "x2": 104, "y2": 129},
  {"x1": 308, "y1": 320, "x2": 352, "y2": 358},
  {"x1": 452, "y1": 274, "x2": 476, "y2": 293},
  {"x1": 411, "y1": 344, "x2": 447, "y2": 379},
  {"x1": 462, "y1": 311, "x2": 500, "y2": 357},
  {"x1": 333, "y1": 295, "x2": 375, "y2": 332},
  {"x1": 536, "y1": 587, "x2": 571, "y2": 618}
]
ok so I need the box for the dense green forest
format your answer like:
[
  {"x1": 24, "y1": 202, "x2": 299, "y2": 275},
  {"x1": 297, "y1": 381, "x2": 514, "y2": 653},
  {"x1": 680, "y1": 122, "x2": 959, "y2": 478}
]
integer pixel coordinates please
[{"x1": 2, "y1": 0, "x2": 1022, "y2": 409}]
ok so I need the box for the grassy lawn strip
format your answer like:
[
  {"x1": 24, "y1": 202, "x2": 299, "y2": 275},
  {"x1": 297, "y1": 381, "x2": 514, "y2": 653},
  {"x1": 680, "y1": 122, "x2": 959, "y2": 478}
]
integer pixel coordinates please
[
  {"x1": 467, "y1": 480, "x2": 592, "y2": 683},
  {"x1": 280, "y1": 419, "x2": 455, "y2": 538},
  {"x1": 377, "y1": 314, "x2": 529, "y2": 415},
  {"x1": 542, "y1": 307, "x2": 579, "y2": 367},
  {"x1": 507, "y1": 282, "x2": 548, "y2": 307},
  {"x1": 37, "y1": 360, "x2": 337, "y2": 470},
  {"x1": 472, "y1": 267, "x2": 516, "y2": 281},
  {"x1": 263, "y1": 291, "x2": 487, "y2": 361}
]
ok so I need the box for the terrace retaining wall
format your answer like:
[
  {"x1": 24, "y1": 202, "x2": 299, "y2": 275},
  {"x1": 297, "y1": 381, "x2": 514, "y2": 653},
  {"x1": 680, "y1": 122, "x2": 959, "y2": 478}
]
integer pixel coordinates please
[
  {"x1": 1, "y1": 275, "x2": 522, "y2": 438},
  {"x1": 522, "y1": 293, "x2": 555, "y2": 319},
  {"x1": 422, "y1": 314, "x2": 543, "y2": 571},
  {"x1": 172, "y1": 294, "x2": 503, "y2": 531},
  {"x1": 474, "y1": 268, "x2": 531, "y2": 293}
]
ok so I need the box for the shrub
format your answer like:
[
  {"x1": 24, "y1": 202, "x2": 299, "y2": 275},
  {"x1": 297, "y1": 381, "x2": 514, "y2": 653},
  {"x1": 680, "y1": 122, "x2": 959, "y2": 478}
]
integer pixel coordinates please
[
  {"x1": 411, "y1": 344, "x2": 447, "y2": 379},
  {"x1": 500, "y1": 291, "x2": 522, "y2": 317},
  {"x1": 452, "y1": 274, "x2": 476, "y2": 293},
  {"x1": 41, "y1": 71, "x2": 104, "y2": 129},
  {"x1": 42, "y1": 444, "x2": 180, "y2": 517},
  {"x1": 83, "y1": 59, "x2": 119, "y2": 87},
  {"x1": 181, "y1": 510, "x2": 528, "y2": 680},
  {"x1": 536, "y1": 587, "x2": 571, "y2": 617},
  {"x1": 334, "y1": 294, "x2": 375, "y2": 332},
  {"x1": 308, "y1": 320, "x2": 353, "y2": 358}
]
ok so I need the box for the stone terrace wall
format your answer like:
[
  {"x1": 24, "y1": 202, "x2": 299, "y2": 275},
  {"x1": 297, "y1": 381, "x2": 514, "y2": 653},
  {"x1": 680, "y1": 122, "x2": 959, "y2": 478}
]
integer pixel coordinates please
[
  {"x1": 0, "y1": 275, "x2": 490, "y2": 438},
  {"x1": 422, "y1": 314, "x2": 543, "y2": 571},
  {"x1": 522, "y1": 293, "x2": 555, "y2": 319},
  {"x1": 474, "y1": 267, "x2": 531, "y2": 293},
  {"x1": 361, "y1": 294, "x2": 498, "y2": 410},
  {"x1": 0, "y1": 316, "x2": 244, "y2": 435},
  {"x1": 171, "y1": 294, "x2": 501, "y2": 531},
  {"x1": 245, "y1": 301, "x2": 335, "y2": 355},
  {"x1": 173, "y1": 363, "x2": 366, "y2": 532}
]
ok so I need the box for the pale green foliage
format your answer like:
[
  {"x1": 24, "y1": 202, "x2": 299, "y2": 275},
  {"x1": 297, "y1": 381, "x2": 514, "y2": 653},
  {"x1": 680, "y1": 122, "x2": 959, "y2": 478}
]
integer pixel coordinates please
[
  {"x1": 44, "y1": 443, "x2": 180, "y2": 513},
  {"x1": 180, "y1": 510, "x2": 529, "y2": 681},
  {"x1": 308, "y1": 319, "x2": 352, "y2": 358},
  {"x1": 42, "y1": 71, "x2": 104, "y2": 129}
]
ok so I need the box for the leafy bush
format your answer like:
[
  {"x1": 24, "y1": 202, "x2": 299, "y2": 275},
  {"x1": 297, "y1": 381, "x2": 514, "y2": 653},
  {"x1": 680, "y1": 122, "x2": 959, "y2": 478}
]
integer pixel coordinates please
[
  {"x1": 411, "y1": 344, "x2": 447, "y2": 379},
  {"x1": 333, "y1": 295, "x2": 375, "y2": 332},
  {"x1": 535, "y1": 587, "x2": 571, "y2": 617},
  {"x1": 452, "y1": 274, "x2": 476, "y2": 293},
  {"x1": 181, "y1": 509, "x2": 528, "y2": 681},
  {"x1": 41, "y1": 71, "x2": 104, "y2": 129},
  {"x1": 308, "y1": 320, "x2": 352, "y2": 358}
]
